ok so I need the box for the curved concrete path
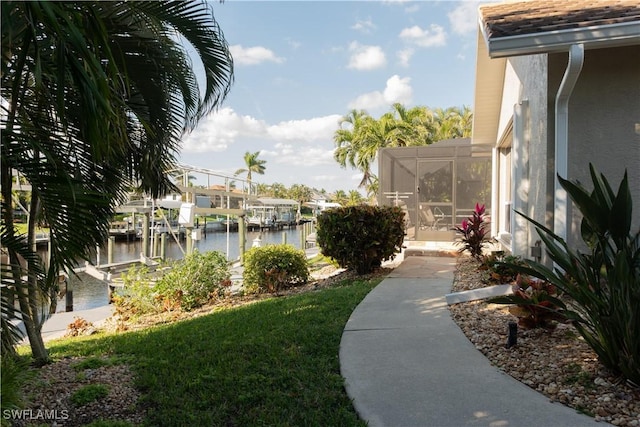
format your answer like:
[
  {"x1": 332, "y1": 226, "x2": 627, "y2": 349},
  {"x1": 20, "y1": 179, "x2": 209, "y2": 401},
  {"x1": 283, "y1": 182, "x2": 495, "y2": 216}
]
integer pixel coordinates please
[{"x1": 340, "y1": 255, "x2": 605, "y2": 427}]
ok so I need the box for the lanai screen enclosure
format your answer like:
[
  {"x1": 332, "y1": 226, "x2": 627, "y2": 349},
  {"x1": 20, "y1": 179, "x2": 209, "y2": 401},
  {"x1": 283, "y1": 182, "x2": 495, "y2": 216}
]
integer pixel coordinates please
[{"x1": 378, "y1": 138, "x2": 492, "y2": 241}]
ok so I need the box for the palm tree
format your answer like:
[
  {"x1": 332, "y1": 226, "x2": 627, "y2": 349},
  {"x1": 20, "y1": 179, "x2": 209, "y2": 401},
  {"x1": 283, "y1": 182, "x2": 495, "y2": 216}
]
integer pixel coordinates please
[
  {"x1": 334, "y1": 108, "x2": 408, "y2": 192},
  {"x1": 334, "y1": 110, "x2": 384, "y2": 189},
  {"x1": 333, "y1": 104, "x2": 473, "y2": 197},
  {"x1": 347, "y1": 190, "x2": 364, "y2": 206},
  {"x1": 331, "y1": 190, "x2": 349, "y2": 206},
  {"x1": 288, "y1": 184, "x2": 314, "y2": 205},
  {"x1": 432, "y1": 106, "x2": 473, "y2": 140},
  {"x1": 235, "y1": 151, "x2": 266, "y2": 188},
  {"x1": 1, "y1": 1, "x2": 233, "y2": 363}
]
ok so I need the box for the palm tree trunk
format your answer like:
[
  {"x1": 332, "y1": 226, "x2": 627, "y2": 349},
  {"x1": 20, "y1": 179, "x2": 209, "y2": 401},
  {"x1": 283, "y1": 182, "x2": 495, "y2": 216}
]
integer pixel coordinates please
[
  {"x1": 16, "y1": 276, "x2": 48, "y2": 364},
  {"x1": 0, "y1": 164, "x2": 48, "y2": 363},
  {"x1": 24, "y1": 193, "x2": 49, "y2": 363}
]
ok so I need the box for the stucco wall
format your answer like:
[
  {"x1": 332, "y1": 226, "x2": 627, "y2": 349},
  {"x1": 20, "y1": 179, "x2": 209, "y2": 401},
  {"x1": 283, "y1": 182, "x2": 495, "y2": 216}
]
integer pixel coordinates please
[
  {"x1": 566, "y1": 45, "x2": 640, "y2": 245},
  {"x1": 507, "y1": 54, "x2": 550, "y2": 257}
]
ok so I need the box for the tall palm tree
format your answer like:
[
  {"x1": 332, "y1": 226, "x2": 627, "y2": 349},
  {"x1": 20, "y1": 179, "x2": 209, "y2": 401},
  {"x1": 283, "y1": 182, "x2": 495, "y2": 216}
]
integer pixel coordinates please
[
  {"x1": 334, "y1": 108, "x2": 406, "y2": 191},
  {"x1": 1, "y1": 0, "x2": 233, "y2": 363},
  {"x1": 334, "y1": 110, "x2": 384, "y2": 189},
  {"x1": 235, "y1": 151, "x2": 266, "y2": 187}
]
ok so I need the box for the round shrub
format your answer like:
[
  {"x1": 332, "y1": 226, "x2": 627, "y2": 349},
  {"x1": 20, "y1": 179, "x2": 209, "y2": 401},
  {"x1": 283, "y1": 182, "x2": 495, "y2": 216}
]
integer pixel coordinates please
[
  {"x1": 243, "y1": 244, "x2": 310, "y2": 293},
  {"x1": 154, "y1": 250, "x2": 231, "y2": 311},
  {"x1": 316, "y1": 205, "x2": 405, "y2": 275}
]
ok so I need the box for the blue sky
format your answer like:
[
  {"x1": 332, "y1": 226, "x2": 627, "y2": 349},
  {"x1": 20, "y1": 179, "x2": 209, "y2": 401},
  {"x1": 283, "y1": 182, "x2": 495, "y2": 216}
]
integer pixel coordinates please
[{"x1": 179, "y1": 0, "x2": 485, "y2": 193}]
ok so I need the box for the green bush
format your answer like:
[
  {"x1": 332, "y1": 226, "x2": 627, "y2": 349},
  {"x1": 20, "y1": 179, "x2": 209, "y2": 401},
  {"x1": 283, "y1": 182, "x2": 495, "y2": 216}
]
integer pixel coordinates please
[
  {"x1": 155, "y1": 250, "x2": 231, "y2": 311},
  {"x1": 114, "y1": 265, "x2": 157, "y2": 315},
  {"x1": 503, "y1": 164, "x2": 639, "y2": 384},
  {"x1": 1, "y1": 356, "x2": 32, "y2": 426},
  {"x1": 481, "y1": 253, "x2": 524, "y2": 284},
  {"x1": 243, "y1": 244, "x2": 309, "y2": 293},
  {"x1": 316, "y1": 205, "x2": 405, "y2": 275},
  {"x1": 115, "y1": 250, "x2": 231, "y2": 313}
]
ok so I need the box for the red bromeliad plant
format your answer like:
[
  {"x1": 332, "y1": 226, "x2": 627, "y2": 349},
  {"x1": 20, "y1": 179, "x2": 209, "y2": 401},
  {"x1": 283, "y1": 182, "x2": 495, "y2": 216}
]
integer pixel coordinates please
[
  {"x1": 491, "y1": 274, "x2": 566, "y2": 329},
  {"x1": 453, "y1": 203, "x2": 490, "y2": 258}
]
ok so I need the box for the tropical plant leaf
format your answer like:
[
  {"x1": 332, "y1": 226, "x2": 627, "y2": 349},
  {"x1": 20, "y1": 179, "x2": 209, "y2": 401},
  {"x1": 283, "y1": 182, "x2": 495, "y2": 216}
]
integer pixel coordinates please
[{"x1": 609, "y1": 171, "x2": 632, "y2": 245}]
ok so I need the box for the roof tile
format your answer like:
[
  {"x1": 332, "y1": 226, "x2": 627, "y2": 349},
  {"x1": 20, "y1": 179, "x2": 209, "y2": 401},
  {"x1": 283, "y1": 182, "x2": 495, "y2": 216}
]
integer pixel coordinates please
[{"x1": 480, "y1": 0, "x2": 640, "y2": 38}]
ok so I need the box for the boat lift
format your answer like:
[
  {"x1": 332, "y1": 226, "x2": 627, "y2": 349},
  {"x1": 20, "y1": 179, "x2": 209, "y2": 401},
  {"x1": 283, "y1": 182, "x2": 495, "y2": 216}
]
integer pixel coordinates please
[{"x1": 245, "y1": 198, "x2": 300, "y2": 231}]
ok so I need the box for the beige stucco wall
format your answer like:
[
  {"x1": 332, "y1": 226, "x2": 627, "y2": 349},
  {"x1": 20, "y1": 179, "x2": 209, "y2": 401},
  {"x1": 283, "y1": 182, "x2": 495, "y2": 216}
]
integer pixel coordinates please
[
  {"x1": 567, "y1": 45, "x2": 640, "y2": 241},
  {"x1": 506, "y1": 53, "x2": 551, "y2": 257},
  {"x1": 506, "y1": 45, "x2": 640, "y2": 256}
]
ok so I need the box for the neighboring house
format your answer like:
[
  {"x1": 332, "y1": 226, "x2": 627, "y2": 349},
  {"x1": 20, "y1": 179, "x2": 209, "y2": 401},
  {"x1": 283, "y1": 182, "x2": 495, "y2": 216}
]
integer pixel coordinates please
[
  {"x1": 473, "y1": 0, "x2": 640, "y2": 258},
  {"x1": 303, "y1": 199, "x2": 341, "y2": 217}
]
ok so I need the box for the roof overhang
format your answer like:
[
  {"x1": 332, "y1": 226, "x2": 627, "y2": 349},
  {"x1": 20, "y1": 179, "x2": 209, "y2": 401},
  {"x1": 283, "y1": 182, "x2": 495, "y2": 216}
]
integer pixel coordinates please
[
  {"x1": 472, "y1": 1, "x2": 640, "y2": 147},
  {"x1": 482, "y1": 20, "x2": 640, "y2": 58},
  {"x1": 472, "y1": 28, "x2": 506, "y2": 146}
]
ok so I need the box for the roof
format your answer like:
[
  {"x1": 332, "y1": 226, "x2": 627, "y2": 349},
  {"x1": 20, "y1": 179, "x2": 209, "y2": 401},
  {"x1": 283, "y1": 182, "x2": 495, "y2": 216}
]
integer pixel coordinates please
[
  {"x1": 249, "y1": 198, "x2": 299, "y2": 207},
  {"x1": 479, "y1": 0, "x2": 640, "y2": 58},
  {"x1": 473, "y1": 0, "x2": 640, "y2": 146}
]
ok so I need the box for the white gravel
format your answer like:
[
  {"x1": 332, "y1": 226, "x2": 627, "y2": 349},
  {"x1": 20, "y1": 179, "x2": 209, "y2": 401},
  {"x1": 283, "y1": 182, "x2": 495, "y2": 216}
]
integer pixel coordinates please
[{"x1": 449, "y1": 257, "x2": 639, "y2": 426}]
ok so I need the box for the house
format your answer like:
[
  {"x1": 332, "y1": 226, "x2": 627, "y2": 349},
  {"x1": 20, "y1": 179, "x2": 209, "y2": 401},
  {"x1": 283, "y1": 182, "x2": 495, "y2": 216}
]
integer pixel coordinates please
[{"x1": 473, "y1": 0, "x2": 640, "y2": 258}]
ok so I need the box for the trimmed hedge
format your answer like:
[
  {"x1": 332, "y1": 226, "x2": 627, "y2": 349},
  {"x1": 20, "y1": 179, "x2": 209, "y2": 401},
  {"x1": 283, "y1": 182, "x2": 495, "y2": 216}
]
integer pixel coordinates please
[
  {"x1": 243, "y1": 244, "x2": 310, "y2": 293},
  {"x1": 316, "y1": 205, "x2": 405, "y2": 275}
]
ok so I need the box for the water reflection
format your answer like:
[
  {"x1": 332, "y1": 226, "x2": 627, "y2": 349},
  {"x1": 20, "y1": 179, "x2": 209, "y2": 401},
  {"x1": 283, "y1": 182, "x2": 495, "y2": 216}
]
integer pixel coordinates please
[
  {"x1": 45, "y1": 228, "x2": 307, "y2": 312},
  {"x1": 92, "y1": 228, "x2": 304, "y2": 264}
]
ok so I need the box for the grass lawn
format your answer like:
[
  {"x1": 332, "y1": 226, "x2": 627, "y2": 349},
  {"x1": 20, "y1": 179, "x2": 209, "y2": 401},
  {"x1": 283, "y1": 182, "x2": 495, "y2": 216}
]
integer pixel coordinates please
[{"x1": 41, "y1": 277, "x2": 380, "y2": 426}]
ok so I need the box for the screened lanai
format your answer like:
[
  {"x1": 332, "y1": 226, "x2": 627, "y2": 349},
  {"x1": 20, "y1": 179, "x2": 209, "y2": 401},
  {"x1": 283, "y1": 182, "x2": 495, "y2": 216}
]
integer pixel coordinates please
[{"x1": 378, "y1": 138, "x2": 492, "y2": 241}]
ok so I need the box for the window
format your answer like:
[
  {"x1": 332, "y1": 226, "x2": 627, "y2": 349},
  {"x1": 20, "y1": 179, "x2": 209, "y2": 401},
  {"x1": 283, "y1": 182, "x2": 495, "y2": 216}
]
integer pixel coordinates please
[{"x1": 498, "y1": 146, "x2": 512, "y2": 245}]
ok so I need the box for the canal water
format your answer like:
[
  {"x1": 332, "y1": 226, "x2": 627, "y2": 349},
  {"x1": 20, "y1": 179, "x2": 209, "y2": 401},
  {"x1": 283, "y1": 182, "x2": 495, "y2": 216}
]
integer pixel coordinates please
[{"x1": 47, "y1": 227, "x2": 309, "y2": 312}]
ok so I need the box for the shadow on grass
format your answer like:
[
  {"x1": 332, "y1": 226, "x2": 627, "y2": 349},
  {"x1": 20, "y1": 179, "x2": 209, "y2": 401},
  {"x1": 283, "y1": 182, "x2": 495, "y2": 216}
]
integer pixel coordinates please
[{"x1": 48, "y1": 278, "x2": 381, "y2": 426}]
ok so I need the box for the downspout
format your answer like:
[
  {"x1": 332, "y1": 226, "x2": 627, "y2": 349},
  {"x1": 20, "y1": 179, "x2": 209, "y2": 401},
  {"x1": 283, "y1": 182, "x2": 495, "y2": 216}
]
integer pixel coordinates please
[{"x1": 553, "y1": 44, "x2": 584, "y2": 242}]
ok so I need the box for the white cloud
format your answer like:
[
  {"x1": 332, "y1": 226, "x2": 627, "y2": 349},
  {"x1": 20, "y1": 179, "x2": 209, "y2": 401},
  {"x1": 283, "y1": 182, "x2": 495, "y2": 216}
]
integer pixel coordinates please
[
  {"x1": 266, "y1": 115, "x2": 342, "y2": 142},
  {"x1": 351, "y1": 18, "x2": 376, "y2": 34},
  {"x1": 230, "y1": 45, "x2": 284, "y2": 66},
  {"x1": 182, "y1": 107, "x2": 266, "y2": 153},
  {"x1": 399, "y1": 24, "x2": 446, "y2": 47},
  {"x1": 448, "y1": 2, "x2": 481, "y2": 36},
  {"x1": 348, "y1": 75, "x2": 412, "y2": 110},
  {"x1": 403, "y1": 4, "x2": 420, "y2": 14},
  {"x1": 384, "y1": 75, "x2": 412, "y2": 104},
  {"x1": 286, "y1": 38, "x2": 302, "y2": 50},
  {"x1": 182, "y1": 108, "x2": 342, "y2": 153},
  {"x1": 397, "y1": 48, "x2": 414, "y2": 67},
  {"x1": 348, "y1": 91, "x2": 385, "y2": 110},
  {"x1": 265, "y1": 144, "x2": 336, "y2": 167},
  {"x1": 347, "y1": 42, "x2": 387, "y2": 71}
]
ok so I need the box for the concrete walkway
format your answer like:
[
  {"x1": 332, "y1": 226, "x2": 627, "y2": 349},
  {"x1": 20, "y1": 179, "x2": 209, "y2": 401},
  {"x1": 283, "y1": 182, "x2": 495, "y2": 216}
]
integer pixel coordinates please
[
  {"x1": 19, "y1": 304, "x2": 115, "y2": 344},
  {"x1": 339, "y1": 255, "x2": 604, "y2": 427}
]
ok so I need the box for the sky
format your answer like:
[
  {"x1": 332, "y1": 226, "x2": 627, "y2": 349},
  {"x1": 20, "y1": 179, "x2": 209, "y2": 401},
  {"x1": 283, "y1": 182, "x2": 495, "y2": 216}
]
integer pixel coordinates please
[{"x1": 179, "y1": 0, "x2": 486, "y2": 193}]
